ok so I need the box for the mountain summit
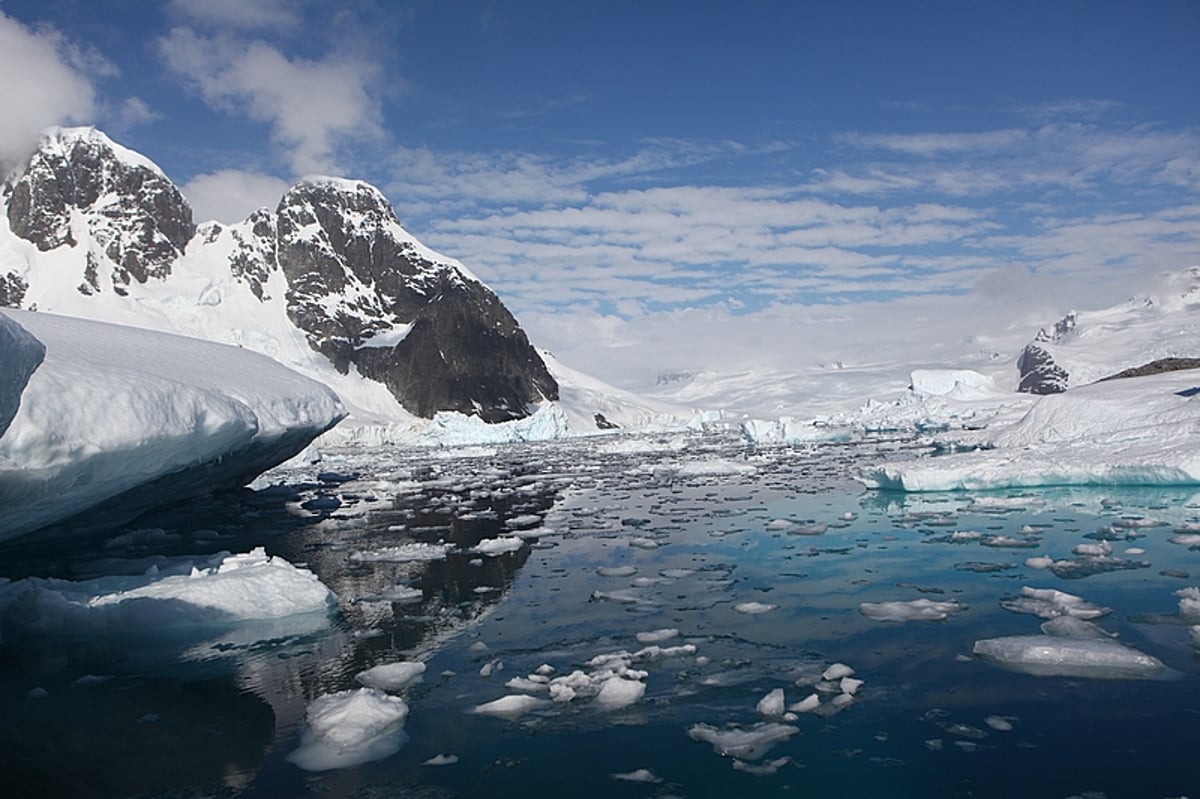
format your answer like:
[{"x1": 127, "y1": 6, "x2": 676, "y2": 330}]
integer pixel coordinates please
[{"x1": 0, "y1": 127, "x2": 557, "y2": 422}]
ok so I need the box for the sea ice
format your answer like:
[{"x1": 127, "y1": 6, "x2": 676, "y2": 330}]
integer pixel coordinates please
[
  {"x1": 423, "y1": 754, "x2": 459, "y2": 766},
  {"x1": 756, "y1": 688, "x2": 786, "y2": 717},
  {"x1": 348, "y1": 543, "x2": 452, "y2": 562},
  {"x1": 972, "y1": 636, "x2": 1166, "y2": 679},
  {"x1": 355, "y1": 661, "x2": 426, "y2": 692},
  {"x1": 472, "y1": 694, "x2": 545, "y2": 718},
  {"x1": 821, "y1": 663, "x2": 855, "y2": 681},
  {"x1": 636, "y1": 628, "x2": 680, "y2": 644},
  {"x1": 1000, "y1": 587, "x2": 1110, "y2": 620},
  {"x1": 287, "y1": 688, "x2": 410, "y2": 771},
  {"x1": 858, "y1": 598, "x2": 962, "y2": 622},
  {"x1": 0, "y1": 548, "x2": 335, "y2": 637},
  {"x1": 611, "y1": 768, "x2": 662, "y2": 783},
  {"x1": 594, "y1": 676, "x2": 646, "y2": 709},
  {"x1": 734, "y1": 601, "x2": 778, "y2": 615},
  {"x1": 687, "y1": 722, "x2": 799, "y2": 761},
  {"x1": 470, "y1": 536, "x2": 525, "y2": 556},
  {"x1": 788, "y1": 694, "x2": 820, "y2": 713},
  {"x1": 1176, "y1": 587, "x2": 1200, "y2": 620}
]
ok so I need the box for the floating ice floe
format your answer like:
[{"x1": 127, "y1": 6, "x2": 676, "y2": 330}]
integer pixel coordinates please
[
  {"x1": 356, "y1": 661, "x2": 426, "y2": 692},
  {"x1": 687, "y1": 722, "x2": 799, "y2": 761},
  {"x1": 472, "y1": 694, "x2": 546, "y2": 719},
  {"x1": 859, "y1": 598, "x2": 962, "y2": 622},
  {"x1": 1176, "y1": 587, "x2": 1200, "y2": 620},
  {"x1": 636, "y1": 627, "x2": 680, "y2": 644},
  {"x1": 1000, "y1": 587, "x2": 1110, "y2": 620},
  {"x1": 0, "y1": 548, "x2": 334, "y2": 638},
  {"x1": 611, "y1": 768, "x2": 663, "y2": 783},
  {"x1": 675, "y1": 459, "x2": 758, "y2": 477},
  {"x1": 756, "y1": 688, "x2": 786, "y2": 717},
  {"x1": 470, "y1": 536, "x2": 525, "y2": 556},
  {"x1": 287, "y1": 688, "x2": 410, "y2": 771},
  {"x1": 348, "y1": 542, "x2": 452, "y2": 562},
  {"x1": 734, "y1": 601, "x2": 778, "y2": 615},
  {"x1": 972, "y1": 636, "x2": 1166, "y2": 680},
  {"x1": 423, "y1": 753, "x2": 459, "y2": 766}
]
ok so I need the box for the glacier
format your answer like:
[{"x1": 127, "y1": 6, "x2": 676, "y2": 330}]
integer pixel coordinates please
[{"x1": 0, "y1": 309, "x2": 345, "y2": 541}]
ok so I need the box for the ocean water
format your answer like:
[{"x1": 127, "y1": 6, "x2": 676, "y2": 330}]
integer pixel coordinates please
[{"x1": 1, "y1": 434, "x2": 1198, "y2": 798}]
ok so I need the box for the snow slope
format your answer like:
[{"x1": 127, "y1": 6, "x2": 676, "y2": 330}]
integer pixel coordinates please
[
  {"x1": 0, "y1": 309, "x2": 345, "y2": 541},
  {"x1": 858, "y1": 369, "x2": 1200, "y2": 490}
]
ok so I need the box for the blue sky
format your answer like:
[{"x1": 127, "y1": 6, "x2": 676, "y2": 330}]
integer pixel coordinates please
[{"x1": 1, "y1": 0, "x2": 1198, "y2": 386}]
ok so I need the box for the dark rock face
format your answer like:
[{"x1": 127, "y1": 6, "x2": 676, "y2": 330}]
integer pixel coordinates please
[
  {"x1": 4, "y1": 129, "x2": 193, "y2": 290},
  {"x1": 1017, "y1": 311, "x2": 1077, "y2": 394},
  {"x1": 1017, "y1": 344, "x2": 1069, "y2": 394},
  {"x1": 273, "y1": 179, "x2": 557, "y2": 421},
  {"x1": 1100, "y1": 358, "x2": 1200, "y2": 382}
]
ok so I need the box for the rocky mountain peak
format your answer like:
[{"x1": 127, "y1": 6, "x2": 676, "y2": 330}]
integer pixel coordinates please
[
  {"x1": 4, "y1": 126, "x2": 193, "y2": 294},
  {"x1": 1, "y1": 128, "x2": 558, "y2": 424}
]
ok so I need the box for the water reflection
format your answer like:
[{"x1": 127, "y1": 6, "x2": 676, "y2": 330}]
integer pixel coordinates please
[{"x1": 0, "y1": 444, "x2": 564, "y2": 799}]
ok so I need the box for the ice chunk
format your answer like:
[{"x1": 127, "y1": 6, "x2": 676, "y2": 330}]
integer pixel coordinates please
[
  {"x1": 1000, "y1": 587, "x2": 1110, "y2": 620},
  {"x1": 470, "y1": 536, "x2": 524, "y2": 556},
  {"x1": 984, "y1": 716, "x2": 1014, "y2": 731},
  {"x1": 859, "y1": 598, "x2": 962, "y2": 622},
  {"x1": 733, "y1": 756, "x2": 792, "y2": 775},
  {"x1": 636, "y1": 628, "x2": 680, "y2": 644},
  {"x1": 472, "y1": 694, "x2": 545, "y2": 718},
  {"x1": 597, "y1": 566, "x2": 638, "y2": 578},
  {"x1": 687, "y1": 722, "x2": 799, "y2": 761},
  {"x1": 972, "y1": 636, "x2": 1166, "y2": 679},
  {"x1": 840, "y1": 677, "x2": 864, "y2": 695},
  {"x1": 788, "y1": 694, "x2": 820, "y2": 713},
  {"x1": 1039, "y1": 616, "x2": 1114, "y2": 639},
  {"x1": 756, "y1": 688, "x2": 786, "y2": 717},
  {"x1": 355, "y1": 661, "x2": 426, "y2": 692},
  {"x1": 734, "y1": 601, "x2": 778, "y2": 615},
  {"x1": 595, "y1": 676, "x2": 646, "y2": 709},
  {"x1": 611, "y1": 768, "x2": 662, "y2": 783},
  {"x1": 349, "y1": 543, "x2": 451, "y2": 562},
  {"x1": 287, "y1": 688, "x2": 410, "y2": 771},
  {"x1": 822, "y1": 663, "x2": 855, "y2": 681},
  {"x1": 423, "y1": 754, "x2": 459, "y2": 766},
  {"x1": 1176, "y1": 587, "x2": 1200, "y2": 620}
]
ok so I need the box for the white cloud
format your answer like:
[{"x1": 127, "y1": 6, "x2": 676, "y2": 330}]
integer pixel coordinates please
[
  {"x1": 108, "y1": 96, "x2": 161, "y2": 133},
  {"x1": 182, "y1": 169, "x2": 291, "y2": 223},
  {"x1": 158, "y1": 27, "x2": 385, "y2": 175},
  {"x1": 0, "y1": 11, "x2": 96, "y2": 170},
  {"x1": 167, "y1": 0, "x2": 300, "y2": 32}
]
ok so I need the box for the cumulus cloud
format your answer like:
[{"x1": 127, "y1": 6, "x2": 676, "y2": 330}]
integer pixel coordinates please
[
  {"x1": 0, "y1": 11, "x2": 96, "y2": 170},
  {"x1": 159, "y1": 27, "x2": 384, "y2": 175},
  {"x1": 182, "y1": 169, "x2": 291, "y2": 223}
]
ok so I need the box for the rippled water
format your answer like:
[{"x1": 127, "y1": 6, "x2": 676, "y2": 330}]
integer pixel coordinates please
[{"x1": 2, "y1": 434, "x2": 1198, "y2": 798}]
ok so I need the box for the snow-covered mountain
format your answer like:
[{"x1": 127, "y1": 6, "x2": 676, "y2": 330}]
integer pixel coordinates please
[
  {"x1": 1017, "y1": 267, "x2": 1200, "y2": 394},
  {"x1": 0, "y1": 127, "x2": 559, "y2": 426}
]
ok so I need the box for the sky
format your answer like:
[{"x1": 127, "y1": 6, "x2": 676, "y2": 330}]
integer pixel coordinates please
[{"x1": 1, "y1": 0, "x2": 1198, "y2": 391}]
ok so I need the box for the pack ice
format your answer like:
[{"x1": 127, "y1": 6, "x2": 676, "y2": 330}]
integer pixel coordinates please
[{"x1": 0, "y1": 309, "x2": 345, "y2": 540}]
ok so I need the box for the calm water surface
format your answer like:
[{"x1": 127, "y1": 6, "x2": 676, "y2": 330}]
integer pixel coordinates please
[{"x1": 2, "y1": 434, "x2": 1198, "y2": 798}]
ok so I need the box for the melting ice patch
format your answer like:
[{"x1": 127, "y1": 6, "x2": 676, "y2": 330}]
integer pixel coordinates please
[
  {"x1": 287, "y1": 688, "x2": 410, "y2": 771},
  {"x1": 687, "y1": 722, "x2": 799, "y2": 760},
  {"x1": 859, "y1": 598, "x2": 963, "y2": 622}
]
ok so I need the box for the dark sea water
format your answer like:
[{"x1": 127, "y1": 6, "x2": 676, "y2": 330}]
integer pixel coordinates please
[{"x1": 1, "y1": 434, "x2": 1198, "y2": 799}]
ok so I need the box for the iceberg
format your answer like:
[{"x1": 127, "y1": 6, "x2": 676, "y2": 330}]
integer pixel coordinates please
[
  {"x1": 687, "y1": 722, "x2": 799, "y2": 761},
  {"x1": 0, "y1": 309, "x2": 345, "y2": 541}
]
